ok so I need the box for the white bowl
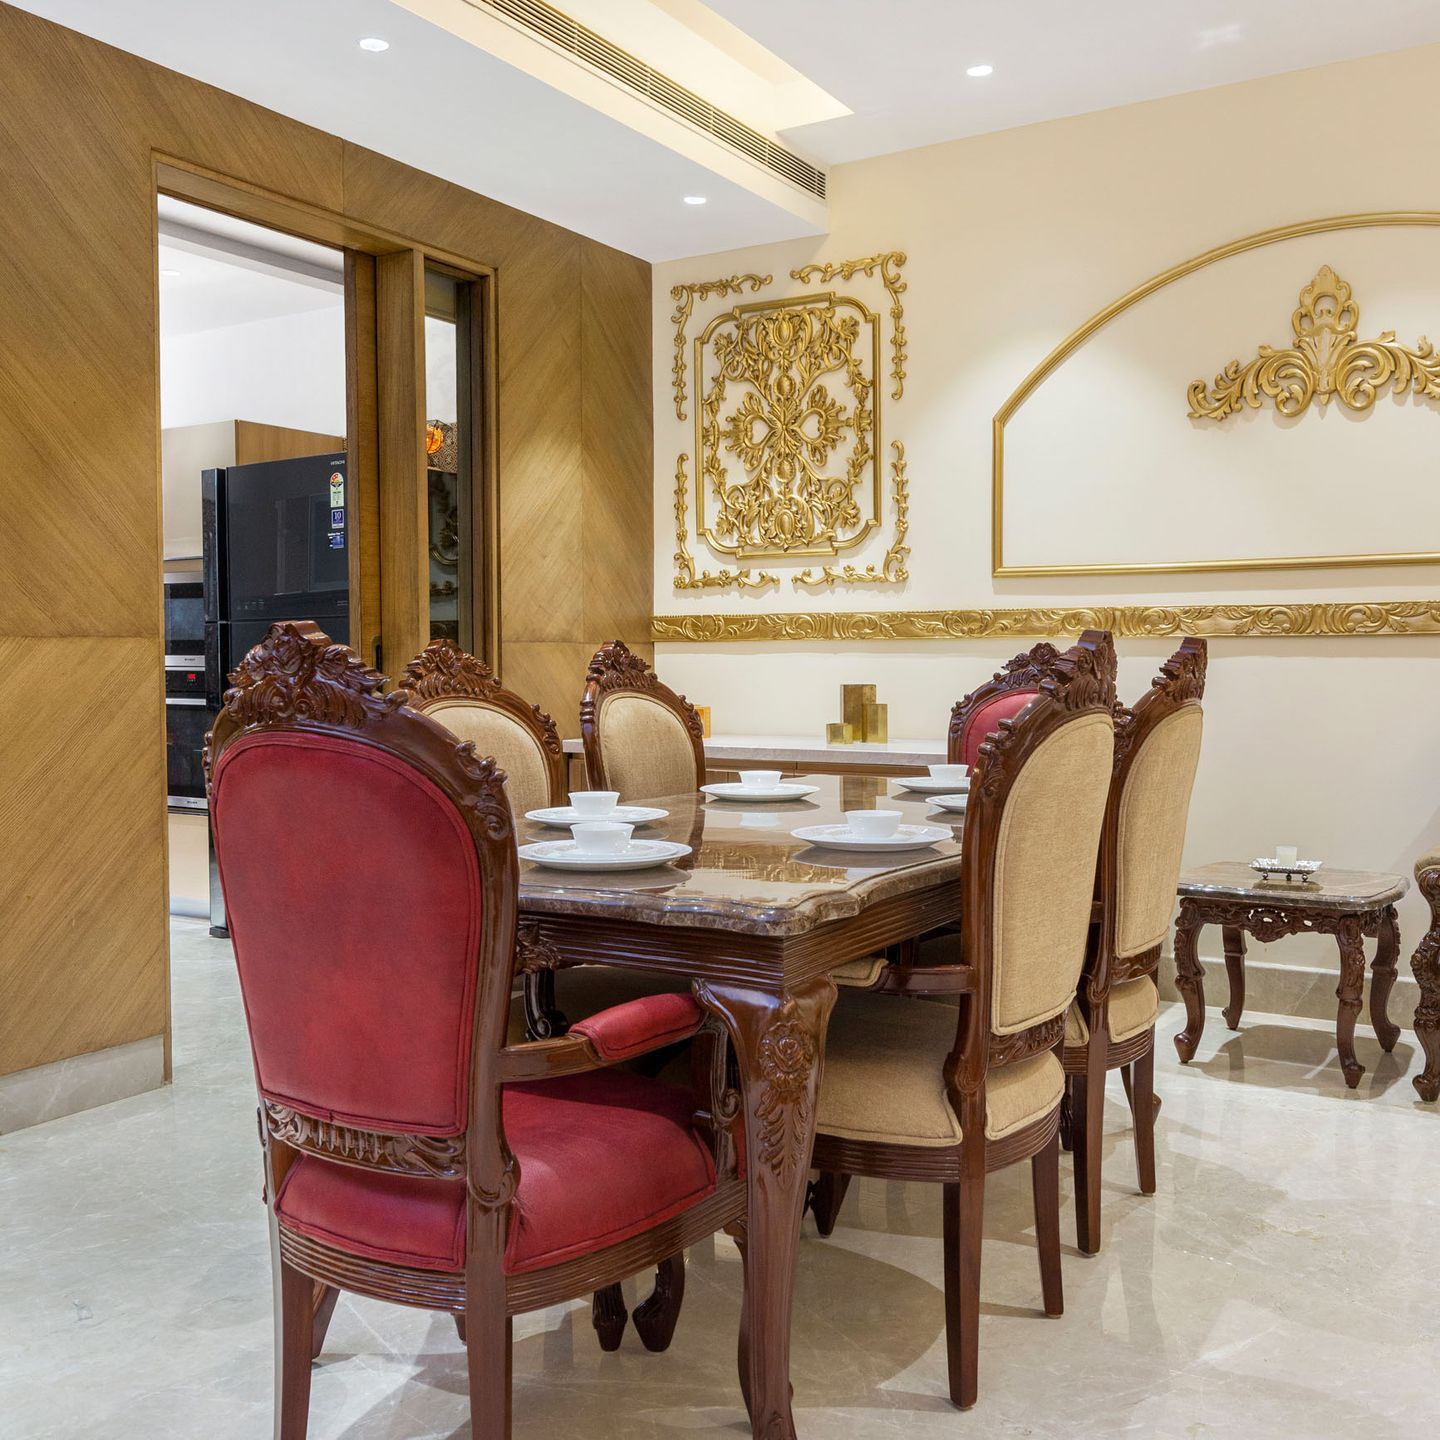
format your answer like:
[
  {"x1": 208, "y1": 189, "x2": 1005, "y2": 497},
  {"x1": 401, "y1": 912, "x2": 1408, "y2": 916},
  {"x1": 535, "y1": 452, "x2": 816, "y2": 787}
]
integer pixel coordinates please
[
  {"x1": 571, "y1": 820, "x2": 633, "y2": 855},
  {"x1": 738, "y1": 769, "x2": 783, "y2": 790},
  {"x1": 845, "y1": 808, "x2": 903, "y2": 839},
  {"x1": 927, "y1": 763, "x2": 968, "y2": 786},
  {"x1": 569, "y1": 790, "x2": 620, "y2": 818}
]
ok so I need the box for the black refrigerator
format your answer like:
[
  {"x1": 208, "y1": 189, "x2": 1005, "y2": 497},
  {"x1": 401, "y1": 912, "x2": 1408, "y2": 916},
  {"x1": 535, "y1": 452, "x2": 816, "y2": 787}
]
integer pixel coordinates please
[{"x1": 201, "y1": 452, "x2": 349, "y2": 707}]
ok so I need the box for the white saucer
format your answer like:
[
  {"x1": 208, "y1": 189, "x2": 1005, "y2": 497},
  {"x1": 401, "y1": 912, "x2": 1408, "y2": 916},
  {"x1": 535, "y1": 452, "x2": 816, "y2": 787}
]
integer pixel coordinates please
[
  {"x1": 518, "y1": 839, "x2": 692, "y2": 871},
  {"x1": 525, "y1": 804, "x2": 668, "y2": 828},
  {"x1": 702, "y1": 782, "x2": 820, "y2": 803},
  {"x1": 926, "y1": 794, "x2": 969, "y2": 814},
  {"x1": 790, "y1": 823, "x2": 952, "y2": 852},
  {"x1": 893, "y1": 776, "x2": 971, "y2": 796}
]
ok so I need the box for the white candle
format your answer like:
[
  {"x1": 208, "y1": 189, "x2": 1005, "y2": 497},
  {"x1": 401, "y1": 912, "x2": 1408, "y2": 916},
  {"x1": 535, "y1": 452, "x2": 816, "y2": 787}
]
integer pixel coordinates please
[{"x1": 1275, "y1": 845, "x2": 1299, "y2": 866}]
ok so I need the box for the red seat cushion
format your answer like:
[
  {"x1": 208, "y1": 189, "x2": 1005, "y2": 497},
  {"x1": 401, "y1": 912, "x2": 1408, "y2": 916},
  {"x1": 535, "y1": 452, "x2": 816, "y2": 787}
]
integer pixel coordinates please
[
  {"x1": 275, "y1": 1070, "x2": 716, "y2": 1275},
  {"x1": 960, "y1": 690, "x2": 1038, "y2": 767}
]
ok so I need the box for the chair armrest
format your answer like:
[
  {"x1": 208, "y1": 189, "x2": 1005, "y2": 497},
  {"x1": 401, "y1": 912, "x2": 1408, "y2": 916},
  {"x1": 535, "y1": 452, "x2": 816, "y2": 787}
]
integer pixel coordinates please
[
  {"x1": 871, "y1": 963, "x2": 976, "y2": 997},
  {"x1": 499, "y1": 993, "x2": 704, "y2": 1081}
]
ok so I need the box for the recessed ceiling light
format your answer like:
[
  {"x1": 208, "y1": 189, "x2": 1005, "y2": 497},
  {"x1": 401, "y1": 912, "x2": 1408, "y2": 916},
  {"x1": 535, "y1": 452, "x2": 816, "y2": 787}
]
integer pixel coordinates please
[
  {"x1": 966, "y1": 63, "x2": 994, "y2": 78},
  {"x1": 683, "y1": 195, "x2": 708, "y2": 206},
  {"x1": 358, "y1": 37, "x2": 390, "y2": 53}
]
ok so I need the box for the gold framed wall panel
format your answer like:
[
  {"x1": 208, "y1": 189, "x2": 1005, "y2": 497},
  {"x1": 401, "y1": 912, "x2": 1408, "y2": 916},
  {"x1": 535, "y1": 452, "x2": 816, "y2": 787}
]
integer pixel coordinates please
[
  {"x1": 993, "y1": 211, "x2": 1440, "y2": 578},
  {"x1": 652, "y1": 601, "x2": 1440, "y2": 643}
]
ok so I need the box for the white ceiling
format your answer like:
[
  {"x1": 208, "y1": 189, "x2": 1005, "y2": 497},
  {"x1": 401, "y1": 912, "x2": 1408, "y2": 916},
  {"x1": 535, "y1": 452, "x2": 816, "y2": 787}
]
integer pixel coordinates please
[
  {"x1": 707, "y1": 0, "x2": 1440, "y2": 163},
  {"x1": 157, "y1": 198, "x2": 342, "y2": 339},
  {"x1": 16, "y1": 1, "x2": 1440, "y2": 260}
]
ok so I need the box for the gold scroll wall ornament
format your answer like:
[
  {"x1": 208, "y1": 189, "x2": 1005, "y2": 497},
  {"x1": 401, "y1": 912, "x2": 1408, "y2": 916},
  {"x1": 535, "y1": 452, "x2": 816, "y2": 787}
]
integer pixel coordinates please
[
  {"x1": 794, "y1": 441, "x2": 910, "y2": 587},
  {"x1": 672, "y1": 453, "x2": 777, "y2": 592},
  {"x1": 792, "y1": 251, "x2": 908, "y2": 398},
  {"x1": 669, "y1": 272, "x2": 771, "y2": 420},
  {"x1": 696, "y1": 294, "x2": 881, "y2": 562},
  {"x1": 1189, "y1": 265, "x2": 1440, "y2": 420},
  {"x1": 652, "y1": 601, "x2": 1440, "y2": 643}
]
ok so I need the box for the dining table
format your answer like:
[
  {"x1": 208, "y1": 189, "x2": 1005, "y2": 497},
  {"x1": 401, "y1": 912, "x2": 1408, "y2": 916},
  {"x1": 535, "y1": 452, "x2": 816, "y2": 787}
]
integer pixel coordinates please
[{"x1": 513, "y1": 773, "x2": 965, "y2": 1439}]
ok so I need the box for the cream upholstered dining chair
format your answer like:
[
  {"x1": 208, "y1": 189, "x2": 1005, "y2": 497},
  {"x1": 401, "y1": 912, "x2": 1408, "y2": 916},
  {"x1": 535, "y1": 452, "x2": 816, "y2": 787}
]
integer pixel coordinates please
[
  {"x1": 580, "y1": 639, "x2": 706, "y2": 801},
  {"x1": 808, "y1": 632, "x2": 1118, "y2": 1410},
  {"x1": 1064, "y1": 637, "x2": 1206, "y2": 1254},
  {"x1": 403, "y1": 638, "x2": 566, "y2": 824}
]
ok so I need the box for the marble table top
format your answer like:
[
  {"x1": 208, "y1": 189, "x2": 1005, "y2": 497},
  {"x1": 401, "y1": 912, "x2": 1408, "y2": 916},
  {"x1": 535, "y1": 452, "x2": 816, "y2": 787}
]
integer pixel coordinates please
[
  {"x1": 560, "y1": 732, "x2": 948, "y2": 767},
  {"x1": 516, "y1": 773, "x2": 962, "y2": 936},
  {"x1": 1178, "y1": 861, "x2": 1408, "y2": 909}
]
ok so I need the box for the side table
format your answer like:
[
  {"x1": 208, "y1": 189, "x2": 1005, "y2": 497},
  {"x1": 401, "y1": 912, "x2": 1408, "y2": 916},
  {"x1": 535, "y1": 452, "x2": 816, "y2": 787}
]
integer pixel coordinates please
[{"x1": 1173, "y1": 862, "x2": 1407, "y2": 1089}]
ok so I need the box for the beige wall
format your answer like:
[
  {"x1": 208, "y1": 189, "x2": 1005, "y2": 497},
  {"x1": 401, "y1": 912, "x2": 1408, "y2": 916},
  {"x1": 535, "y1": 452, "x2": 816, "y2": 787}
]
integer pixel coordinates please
[{"x1": 652, "y1": 44, "x2": 1440, "y2": 982}]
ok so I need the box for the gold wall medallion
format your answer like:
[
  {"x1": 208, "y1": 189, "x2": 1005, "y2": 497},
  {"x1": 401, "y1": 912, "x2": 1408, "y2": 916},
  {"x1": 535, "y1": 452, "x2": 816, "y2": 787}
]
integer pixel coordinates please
[
  {"x1": 993, "y1": 211, "x2": 1440, "y2": 577},
  {"x1": 1189, "y1": 265, "x2": 1440, "y2": 420},
  {"x1": 794, "y1": 440, "x2": 910, "y2": 587},
  {"x1": 792, "y1": 251, "x2": 908, "y2": 398},
  {"x1": 672, "y1": 453, "x2": 777, "y2": 591},
  {"x1": 652, "y1": 600, "x2": 1440, "y2": 643},
  {"x1": 695, "y1": 293, "x2": 882, "y2": 561},
  {"x1": 669, "y1": 272, "x2": 771, "y2": 420}
]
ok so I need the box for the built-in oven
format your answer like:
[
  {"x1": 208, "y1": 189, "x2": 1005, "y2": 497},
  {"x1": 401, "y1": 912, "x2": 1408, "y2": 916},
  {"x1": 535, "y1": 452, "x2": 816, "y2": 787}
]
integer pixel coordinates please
[{"x1": 165, "y1": 657, "x2": 212, "y2": 812}]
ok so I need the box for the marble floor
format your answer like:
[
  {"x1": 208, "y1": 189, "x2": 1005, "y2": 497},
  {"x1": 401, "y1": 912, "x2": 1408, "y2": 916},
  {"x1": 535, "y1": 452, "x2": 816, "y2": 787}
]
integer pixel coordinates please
[{"x1": 2, "y1": 919, "x2": 1436, "y2": 1439}]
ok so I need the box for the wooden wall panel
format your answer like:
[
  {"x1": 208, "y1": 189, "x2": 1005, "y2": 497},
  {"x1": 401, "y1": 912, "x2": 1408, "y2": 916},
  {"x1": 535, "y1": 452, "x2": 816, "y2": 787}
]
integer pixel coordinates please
[
  {"x1": 0, "y1": 4, "x2": 651, "y2": 1083},
  {"x1": 233, "y1": 422, "x2": 344, "y2": 466}
]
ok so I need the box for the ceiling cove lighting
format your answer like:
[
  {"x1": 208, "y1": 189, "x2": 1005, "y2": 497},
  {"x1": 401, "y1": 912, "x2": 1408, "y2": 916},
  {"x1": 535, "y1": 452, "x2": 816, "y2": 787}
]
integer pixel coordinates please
[
  {"x1": 358, "y1": 37, "x2": 390, "y2": 53},
  {"x1": 683, "y1": 195, "x2": 708, "y2": 206},
  {"x1": 965, "y1": 63, "x2": 994, "y2": 78}
]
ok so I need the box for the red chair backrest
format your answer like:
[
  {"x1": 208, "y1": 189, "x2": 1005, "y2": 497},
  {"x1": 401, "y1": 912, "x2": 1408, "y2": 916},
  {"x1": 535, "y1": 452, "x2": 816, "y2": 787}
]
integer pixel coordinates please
[{"x1": 955, "y1": 689, "x2": 1037, "y2": 768}]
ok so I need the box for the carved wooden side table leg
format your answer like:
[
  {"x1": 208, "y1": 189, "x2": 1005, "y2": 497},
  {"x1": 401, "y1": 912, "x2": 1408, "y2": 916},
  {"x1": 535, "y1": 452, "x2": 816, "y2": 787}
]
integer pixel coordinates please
[
  {"x1": 699, "y1": 975, "x2": 838, "y2": 1440},
  {"x1": 1333, "y1": 916, "x2": 1368, "y2": 1089},
  {"x1": 1221, "y1": 926, "x2": 1247, "y2": 1030},
  {"x1": 1172, "y1": 901, "x2": 1207, "y2": 1063},
  {"x1": 1413, "y1": 865, "x2": 1440, "y2": 1102},
  {"x1": 1368, "y1": 905, "x2": 1402, "y2": 1053}
]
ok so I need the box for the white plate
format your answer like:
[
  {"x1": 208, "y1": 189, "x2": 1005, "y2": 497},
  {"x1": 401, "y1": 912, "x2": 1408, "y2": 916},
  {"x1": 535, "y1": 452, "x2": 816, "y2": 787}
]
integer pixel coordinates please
[
  {"x1": 893, "y1": 776, "x2": 971, "y2": 795},
  {"x1": 518, "y1": 839, "x2": 692, "y2": 871},
  {"x1": 790, "y1": 823, "x2": 952, "y2": 852},
  {"x1": 701, "y1": 782, "x2": 820, "y2": 803},
  {"x1": 926, "y1": 793, "x2": 969, "y2": 813},
  {"x1": 525, "y1": 804, "x2": 668, "y2": 827}
]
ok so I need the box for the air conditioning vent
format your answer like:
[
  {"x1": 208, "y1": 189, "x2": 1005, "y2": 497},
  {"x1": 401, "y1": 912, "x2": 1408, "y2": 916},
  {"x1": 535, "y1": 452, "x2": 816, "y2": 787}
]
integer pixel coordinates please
[{"x1": 468, "y1": 0, "x2": 827, "y2": 201}]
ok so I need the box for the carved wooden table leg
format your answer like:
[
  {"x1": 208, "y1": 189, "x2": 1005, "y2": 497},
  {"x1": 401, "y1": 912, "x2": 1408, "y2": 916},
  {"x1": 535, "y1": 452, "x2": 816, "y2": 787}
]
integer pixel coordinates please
[
  {"x1": 1368, "y1": 905, "x2": 1402, "y2": 1053},
  {"x1": 1413, "y1": 866, "x2": 1440, "y2": 1102},
  {"x1": 1221, "y1": 926, "x2": 1247, "y2": 1030},
  {"x1": 1333, "y1": 916, "x2": 1368, "y2": 1089},
  {"x1": 699, "y1": 976, "x2": 838, "y2": 1440},
  {"x1": 1172, "y1": 901, "x2": 1207, "y2": 1062}
]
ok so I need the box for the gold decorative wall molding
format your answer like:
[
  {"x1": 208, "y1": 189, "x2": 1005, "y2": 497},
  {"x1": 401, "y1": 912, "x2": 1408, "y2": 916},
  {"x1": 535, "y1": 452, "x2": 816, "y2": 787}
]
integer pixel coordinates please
[
  {"x1": 696, "y1": 293, "x2": 881, "y2": 560},
  {"x1": 669, "y1": 272, "x2": 771, "y2": 420},
  {"x1": 652, "y1": 601, "x2": 1440, "y2": 643},
  {"x1": 1188, "y1": 265, "x2": 1440, "y2": 420},
  {"x1": 672, "y1": 453, "x2": 777, "y2": 592},
  {"x1": 993, "y1": 211, "x2": 1440, "y2": 578},
  {"x1": 791, "y1": 251, "x2": 908, "y2": 398},
  {"x1": 794, "y1": 441, "x2": 910, "y2": 587}
]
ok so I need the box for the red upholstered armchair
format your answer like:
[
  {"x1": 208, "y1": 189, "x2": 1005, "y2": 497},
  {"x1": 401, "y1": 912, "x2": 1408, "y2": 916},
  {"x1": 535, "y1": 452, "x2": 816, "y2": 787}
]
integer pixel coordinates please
[{"x1": 206, "y1": 622, "x2": 746, "y2": 1439}]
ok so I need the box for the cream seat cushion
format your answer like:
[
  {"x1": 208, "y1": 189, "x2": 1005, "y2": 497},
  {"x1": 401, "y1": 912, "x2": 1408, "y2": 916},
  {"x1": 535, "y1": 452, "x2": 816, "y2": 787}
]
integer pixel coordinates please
[
  {"x1": 423, "y1": 699, "x2": 553, "y2": 819},
  {"x1": 817, "y1": 992, "x2": 1065, "y2": 1147},
  {"x1": 1063, "y1": 976, "x2": 1160, "y2": 1047},
  {"x1": 597, "y1": 692, "x2": 699, "y2": 800},
  {"x1": 831, "y1": 954, "x2": 889, "y2": 988}
]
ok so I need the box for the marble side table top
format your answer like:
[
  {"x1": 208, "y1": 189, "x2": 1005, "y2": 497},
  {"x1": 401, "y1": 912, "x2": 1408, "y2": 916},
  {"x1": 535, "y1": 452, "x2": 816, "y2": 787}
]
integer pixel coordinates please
[{"x1": 1178, "y1": 861, "x2": 1408, "y2": 910}]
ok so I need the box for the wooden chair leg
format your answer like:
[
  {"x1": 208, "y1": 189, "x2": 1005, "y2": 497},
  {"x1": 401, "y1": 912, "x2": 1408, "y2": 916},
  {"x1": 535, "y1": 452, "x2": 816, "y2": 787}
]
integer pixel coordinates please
[
  {"x1": 725, "y1": 1220, "x2": 753, "y2": 1422},
  {"x1": 1071, "y1": 1041, "x2": 1106, "y2": 1256},
  {"x1": 633, "y1": 1254, "x2": 686, "y2": 1352},
  {"x1": 275, "y1": 1258, "x2": 315, "y2": 1440},
  {"x1": 453, "y1": 1313, "x2": 467, "y2": 1344},
  {"x1": 807, "y1": 1171, "x2": 852, "y2": 1237},
  {"x1": 1131, "y1": 1042, "x2": 1157, "y2": 1195},
  {"x1": 1057, "y1": 1083, "x2": 1074, "y2": 1152},
  {"x1": 1031, "y1": 1132, "x2": 1063, "y2": 1317},
  {"x1": 309, "y1": 1283, "x2": 339, "y2": 1361},
  {"x1": 464, "y1": 1298, "x2": 512, "y2": 1440},
  {"x1": 591, "y1": 1283, "x2": 628, "y2": 1352},
  {"x1": 942, "y1": 1150, "x2": 985, "y2": 1410}
]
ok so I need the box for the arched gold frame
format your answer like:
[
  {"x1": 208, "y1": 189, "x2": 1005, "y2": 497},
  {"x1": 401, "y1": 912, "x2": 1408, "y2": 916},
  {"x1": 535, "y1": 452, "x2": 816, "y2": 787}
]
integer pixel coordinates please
[{"x1": 992, "y1": 211, "x2": 1440, "y2": 577}]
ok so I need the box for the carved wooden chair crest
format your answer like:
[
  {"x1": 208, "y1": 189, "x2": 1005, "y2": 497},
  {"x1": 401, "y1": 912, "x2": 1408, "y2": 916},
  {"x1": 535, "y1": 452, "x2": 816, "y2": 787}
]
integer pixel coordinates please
[
  {"x1": 205, "y1": 621, "x2": 744, "y2": 1438},
  {"x1": 403, "y1": 637, "x2": 566, "y2": 818},
  {"x1": 808, "y1": 631, "x2": 1118, "y2": 1410},
  {"x1": 580, "y1": 639, "x2": 706, "y2": 800},
  {"x1": 947, "y1": 640, "x2": 1068, "y2": 767},
  {"x1": 1064, "y1": 635, "x2": 1206, "y2": 1254}
]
